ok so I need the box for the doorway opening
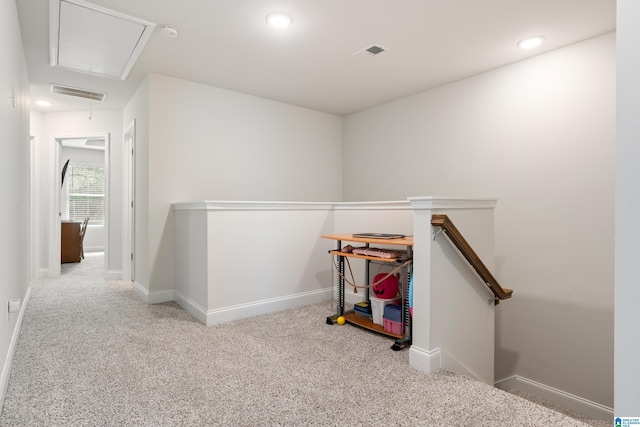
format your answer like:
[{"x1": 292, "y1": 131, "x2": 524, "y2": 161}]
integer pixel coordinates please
[
  {"x1": 49, "y1": 133, "x2": 110, "y2": 278},
  {"x1": 123, "y1": 120, "x2": 136, "y2": 283}
]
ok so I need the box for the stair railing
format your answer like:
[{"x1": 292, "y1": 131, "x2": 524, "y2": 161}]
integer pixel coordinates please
[{"x1": 431, "y1": 214, "x2": 513, "y2": 304}]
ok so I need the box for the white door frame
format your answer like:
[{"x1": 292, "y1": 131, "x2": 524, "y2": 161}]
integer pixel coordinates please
[
  {"x1": 48, "y1": 132, "x2": 110, "y2": 277},
  {"x1": 30, "y1": 136, "x2": 40, "y2": 279},
  {"x1": 123, "y1": 120, "x2": 136, "y2": 282}
]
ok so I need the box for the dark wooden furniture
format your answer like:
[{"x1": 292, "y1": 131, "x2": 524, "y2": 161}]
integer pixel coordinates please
[{"x1": 61, "y1": 221, "x2": 83, "y2": 263}]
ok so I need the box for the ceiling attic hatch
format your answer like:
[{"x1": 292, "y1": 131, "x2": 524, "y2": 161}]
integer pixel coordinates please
[{"x1": 49, "y1": 0, "x2": 156, "y2": 80}]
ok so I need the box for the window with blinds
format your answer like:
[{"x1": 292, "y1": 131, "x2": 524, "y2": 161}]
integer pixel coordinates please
[{"x1": 67, "y1": 164, "x2": 105, "y2": 225}]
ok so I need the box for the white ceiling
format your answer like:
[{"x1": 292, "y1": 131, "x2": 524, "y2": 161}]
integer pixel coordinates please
[
  {"x1": 60, "y1": 137, "x2": 105, "y2": 150},
  {"x1": 17, "y1": 0, "x2": 616, "y2": 116}
]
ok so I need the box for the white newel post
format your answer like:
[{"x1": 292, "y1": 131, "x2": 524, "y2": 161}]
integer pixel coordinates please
[{"x1": 407, "y1": 196, "x2": 498, "y2": 385}]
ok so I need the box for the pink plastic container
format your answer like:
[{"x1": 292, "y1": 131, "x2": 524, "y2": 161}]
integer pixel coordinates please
[{"x1": 383, "y1": 318, "x2": 403, "y2": 335}]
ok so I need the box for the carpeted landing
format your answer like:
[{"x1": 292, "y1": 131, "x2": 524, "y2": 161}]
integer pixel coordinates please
[{"x1": 0, "y1": 253, "x2": 609, "y2": 426}]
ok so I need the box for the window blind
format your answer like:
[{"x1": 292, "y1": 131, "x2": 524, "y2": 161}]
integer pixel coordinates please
[{"x1": 68, "y1": 164, "x2": 105, "y2": 225}]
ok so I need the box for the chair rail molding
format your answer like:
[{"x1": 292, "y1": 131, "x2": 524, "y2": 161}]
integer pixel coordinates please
[{"x1": 407, "y1": 196, "x2": 498, "y2": 211}]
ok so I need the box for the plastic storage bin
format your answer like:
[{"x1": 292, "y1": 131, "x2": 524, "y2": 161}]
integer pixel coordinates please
[
  {"x1": 383, "y1": 303, "x2": 403, "y2": 323},
  {"x1": 370, "y1": 296, "x2": 401, "y2": 326},
  {"x1": 383, "y1": 318, "x2": 403, "y2": 335}
]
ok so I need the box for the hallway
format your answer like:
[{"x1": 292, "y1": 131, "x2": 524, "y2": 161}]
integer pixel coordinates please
[{"x1": 60, "y1": 251, "x2": 105, "y2": 280}]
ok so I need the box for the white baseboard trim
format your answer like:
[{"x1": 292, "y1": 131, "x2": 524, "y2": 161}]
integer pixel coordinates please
[
  {"x1": 0, "y1": 286, "x2": 32, "y2": 408},
  {"x1": 409, "y1": 345, "x2": 441, "y2": 374},
  {"x1": 204, "y1": 288, "x2": 332, "y2": 326},
  {"x1": 104, "y1": 270, "x2": 122, "y2": 280},
  {"x1": 173, "y1": 290, "x2": 207, "y2": 324},
  {"x1": 494, "y1": 375, "x2": 613, "y2": 421},
  {"x1": 145, "y1": 286, "x2": 332, "y2": 325},
  {"x1": 440, "y1": 350, "x2": 491, "y2": 385},
  {"x1": 133, "y1": 281, "x2": 174, "y2": 304},
  {"x1": 410, "y1": 346, "x2": 491, "y2": 385}
]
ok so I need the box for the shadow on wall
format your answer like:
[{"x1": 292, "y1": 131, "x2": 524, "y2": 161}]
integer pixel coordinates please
[
  {"x1": 495, "y1": 293, "x2": 613, "y2": 407},
  {"x1": 149, "y1": 207, "x2": 176, "y2": 294}
]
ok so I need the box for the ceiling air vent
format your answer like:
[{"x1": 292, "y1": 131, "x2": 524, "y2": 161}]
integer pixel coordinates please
[
  {"x1": 51, "y1": 84, "x2": 106, "y2": 102},
  {"x1": 351, "y1": 44, "x2": 389, "y2": 60}
]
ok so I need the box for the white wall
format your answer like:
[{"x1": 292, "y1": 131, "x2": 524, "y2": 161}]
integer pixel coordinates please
[
  {"x1": 123, "y1": 78, "x2": 150, "y2": 290},
  {"x1": 174, "y1": 202, "x2": 337, "y2": 324},
  {"x1": 32, "y1": 110, "x2": 123, "y2": 277},
  {"x1": 134, "y1": 74, "x2": 343, "y2": 296},
  {"x1": 615, "y1": 0, "x2": 640, "y2": 416},
  {"x1": 0, "y1": 0, "x2": 31, "y2": 403},
  {"x1": 30, "y1": 110, "x2": 45, "y2": 277},
  {"x1": 172, "y1": 201, "x2": 415, "y2": 326},
  {"x1": 60, "y1": 145, "x2": 104, "y2": 167},
  {"x1": 343, "y1": 33, "x2": 615, "y2": 408}
]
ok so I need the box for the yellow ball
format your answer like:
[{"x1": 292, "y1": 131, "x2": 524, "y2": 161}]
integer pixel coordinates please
[{"x1": 336, "y1": 316, "x2": 345, "y2": 325}]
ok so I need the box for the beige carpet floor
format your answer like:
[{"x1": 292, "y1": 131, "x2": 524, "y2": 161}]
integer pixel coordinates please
[{"x1": 0, "y1": 253, "x2": 609, "y2": 426}]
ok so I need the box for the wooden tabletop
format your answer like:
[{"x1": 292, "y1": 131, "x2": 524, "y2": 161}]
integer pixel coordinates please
[{"x1": 321, "y1": 233, "x2": 413, "y2": 246}]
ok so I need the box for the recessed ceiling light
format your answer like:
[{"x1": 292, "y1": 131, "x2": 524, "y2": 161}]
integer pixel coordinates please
[
  {"x1": 35, "y1": 100, "x2": 52, "y2": 107},
  {"x1": 518, "y1": 36, "x2": 545, "y2": 50},
  {"x1": 266, "y1": 13, "x2": 292, "y2": 28}
]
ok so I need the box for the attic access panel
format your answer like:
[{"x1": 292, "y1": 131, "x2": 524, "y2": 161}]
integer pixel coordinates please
[{"x1": 50, "y1": 0, "x2": 155, "y2": 80}]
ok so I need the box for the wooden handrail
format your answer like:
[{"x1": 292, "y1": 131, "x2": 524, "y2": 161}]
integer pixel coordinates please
[{"x1": 431, "y1": 214, "x2": 513, "y2": 303}]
